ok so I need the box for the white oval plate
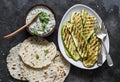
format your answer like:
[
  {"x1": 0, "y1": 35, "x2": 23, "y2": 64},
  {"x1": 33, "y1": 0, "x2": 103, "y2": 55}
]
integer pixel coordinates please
[{"x1": 58, "y1": 4, "x2": 109, "y2": 69}]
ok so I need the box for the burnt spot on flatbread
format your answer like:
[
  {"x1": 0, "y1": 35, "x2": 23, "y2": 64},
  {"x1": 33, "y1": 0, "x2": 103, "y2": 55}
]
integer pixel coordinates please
[{"x1": 11, "y1": 67, "x2": 16, "y2": 70}]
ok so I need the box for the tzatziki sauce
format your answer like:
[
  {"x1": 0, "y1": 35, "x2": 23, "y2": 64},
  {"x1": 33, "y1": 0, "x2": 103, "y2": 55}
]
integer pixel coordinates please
[{"x1": 26, "y1": 6, "x2": 55, "y2": 36}]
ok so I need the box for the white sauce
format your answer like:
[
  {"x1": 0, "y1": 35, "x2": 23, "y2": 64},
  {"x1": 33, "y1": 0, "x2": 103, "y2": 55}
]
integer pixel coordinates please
[{"x1": 26, "y1": 6, "x2": 55, "y2": 35}]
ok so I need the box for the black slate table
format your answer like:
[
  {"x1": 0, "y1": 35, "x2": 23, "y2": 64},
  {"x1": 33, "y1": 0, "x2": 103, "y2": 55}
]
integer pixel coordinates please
[{"x1": 0, "y1": 0, "x2": 120, "y2": 82}]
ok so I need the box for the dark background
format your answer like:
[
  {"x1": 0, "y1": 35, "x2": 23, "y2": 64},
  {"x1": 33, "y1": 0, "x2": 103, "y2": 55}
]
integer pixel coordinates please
[{"x1": 0, "y1": 0, "x2": 120, "y2": 82}]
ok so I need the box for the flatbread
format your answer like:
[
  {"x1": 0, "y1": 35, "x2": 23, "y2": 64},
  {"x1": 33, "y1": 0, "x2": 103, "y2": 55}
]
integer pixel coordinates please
[
  {"x1": 20, "y1": 61, "x2": 57, "y2": 82},
  {"x1": 53, "y1": 51, "x2": 70, "y2": 82},
  {"x1": 6, "y1": 37, "x2": 70, "y2": 82},
  {"x1": 19, "y1": 37, "x2": 57, "y2": 68},
  {"x1": 20, "y1": 51, "x2": 70, "y2": 82},
  {"x1": 6, "y1": 44, "x2": 26, "y2": 80}
]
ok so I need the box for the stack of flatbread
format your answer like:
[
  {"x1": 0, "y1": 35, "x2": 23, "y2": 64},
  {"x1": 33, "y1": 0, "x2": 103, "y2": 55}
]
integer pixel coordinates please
[{"x1": 7, "y1": 37, "x2": 70, "y2": 82}]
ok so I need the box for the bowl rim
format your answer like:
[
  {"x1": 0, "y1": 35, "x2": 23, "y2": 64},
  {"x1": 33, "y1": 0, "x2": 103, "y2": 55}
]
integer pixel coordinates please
[{"x1": 24, "y1": 4, "x2": 57, "y2": 37}]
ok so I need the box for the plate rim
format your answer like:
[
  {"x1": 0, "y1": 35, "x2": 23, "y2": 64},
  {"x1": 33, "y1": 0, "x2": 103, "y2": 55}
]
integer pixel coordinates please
[{"x1": 58, "y1": 4, "x2": 109, "y2": 70}]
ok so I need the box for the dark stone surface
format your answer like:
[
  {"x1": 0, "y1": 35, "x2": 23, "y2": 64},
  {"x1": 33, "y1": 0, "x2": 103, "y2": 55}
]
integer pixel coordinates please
[{"x1": 0, "y1": 0, "x2": 120, "y2": 82}]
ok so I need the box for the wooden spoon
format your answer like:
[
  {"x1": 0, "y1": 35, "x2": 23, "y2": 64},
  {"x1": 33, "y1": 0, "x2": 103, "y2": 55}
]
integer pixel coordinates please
[{"x1": 3, "y1": 13, "x2": 40, "y2": 39}]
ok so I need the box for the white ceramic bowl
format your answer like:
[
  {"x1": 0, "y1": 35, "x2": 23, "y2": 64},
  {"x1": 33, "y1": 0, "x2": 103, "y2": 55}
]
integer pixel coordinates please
[{"x1": 58, "y1": 4, "x2": 110, "y2": 70}]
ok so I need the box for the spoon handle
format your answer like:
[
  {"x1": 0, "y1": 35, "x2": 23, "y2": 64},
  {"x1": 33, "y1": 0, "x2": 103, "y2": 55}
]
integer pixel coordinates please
[
  {"x1": 3, "y1": 24, "x2": 29, "y2": 39},
  {"x1": 3, "y1": 13, "x2": 40, "y2": 39}
]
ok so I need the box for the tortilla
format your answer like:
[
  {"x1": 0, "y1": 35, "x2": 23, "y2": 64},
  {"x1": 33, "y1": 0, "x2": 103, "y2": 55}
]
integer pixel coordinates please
[
  {"x1": 19, "y1": 37, "x2": 57, "y2": 68},
  {"x1": 53, "y1": 51, "x2": 70, "y2": 82},
  {"x1": 20, "y1": 61, "x2": 57, "y2": 82},
  {"x1": 6, "y1": 44, "x2": 26, "y2": 80},
  {"x1": 6, "y1": 37, "x2": 70, "y2": 82},
  {"x1": 20, "y1": 51, "x2": 70, "y2": 82}
]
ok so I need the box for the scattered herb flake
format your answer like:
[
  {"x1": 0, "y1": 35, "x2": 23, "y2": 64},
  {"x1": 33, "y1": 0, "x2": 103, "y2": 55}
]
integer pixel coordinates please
[
  {"x1": 44, "y1": 50, "x2": 49, "y2": 56},
  {"x1": 36, "y1": 54, "x2": 39, "y2": 59}
]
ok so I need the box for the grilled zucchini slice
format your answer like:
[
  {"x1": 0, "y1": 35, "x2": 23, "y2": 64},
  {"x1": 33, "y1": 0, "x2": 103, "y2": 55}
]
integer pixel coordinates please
[
  {"x1": 62, "y1": 23, "x2": 80, "y2": 61},
  {"x1": 83, "y1": 33, "x2": 101, "y2": 67}
]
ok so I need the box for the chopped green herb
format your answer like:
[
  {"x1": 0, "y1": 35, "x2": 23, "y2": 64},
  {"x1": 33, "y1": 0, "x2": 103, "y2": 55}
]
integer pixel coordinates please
[
  {"x1": 44, "y1": 50, "x2": 49, "y2": 56},
  {"x1": 39, "y1": 12, "x2": 50, "y2": 31},
  {"x1": 39, "y1": 12, "x2": 47, "y2": 21},
  {"x1": 39, "y1": 16, "x2": 45, "y2": 21},
  {"x1": 41, "y1": 12, "x2": 47, "y2": 17},
  {"x1": 42, "y1": 23, "x2": 47, "y2": 30},
  {"x1": 36, "y1": 54, "x2": 39, "y2": 59},
  {"x1": 39, "y1": 12, "x2": 49, "y2": 24},
  {"x1": 44, "y1": 18, "x2": 49, "y2": 24},
  {"x1": 33, "y1": 30, "x2": 39, "y2": 35}
]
